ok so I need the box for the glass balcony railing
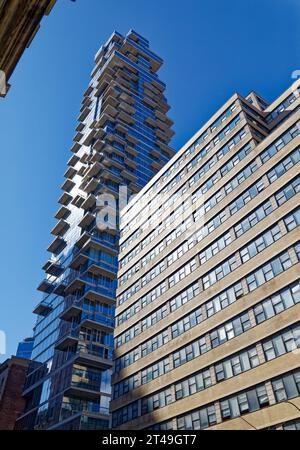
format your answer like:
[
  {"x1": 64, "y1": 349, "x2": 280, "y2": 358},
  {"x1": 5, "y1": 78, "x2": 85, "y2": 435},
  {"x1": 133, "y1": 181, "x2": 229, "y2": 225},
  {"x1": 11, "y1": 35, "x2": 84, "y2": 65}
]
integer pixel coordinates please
[
  {"x1": 76, "y1": 343, "x2": 113, "y2": 361},
  {"x1": 60, "y1": 401, "x2": 110, "y2": 421},
  {"x1": 81, "y1": 311, "x2": 115, "y2": 328}
]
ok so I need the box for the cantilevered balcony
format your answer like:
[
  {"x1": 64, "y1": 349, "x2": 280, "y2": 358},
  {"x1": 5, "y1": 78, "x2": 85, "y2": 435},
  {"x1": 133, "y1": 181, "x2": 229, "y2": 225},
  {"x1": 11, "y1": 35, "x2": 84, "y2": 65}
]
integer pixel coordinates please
[
  {"x1": 142, "y1": 95, "x2": 156, "y2": 109},
  {"x1": 65, "y1": 384, "x2": 101, "y2": 401},
  {"x1": 83, "y1": 283, "x2": 116, "y2": 305},
  {"x1": 73, "y1": 232, "x2": 118, "y2": 257},
  {"x1": 61, "y1": 178, "x2": 75, "y2": 193},
  {"x1": 82, "y1": 193, "x2": 97, "y2": 211},
  {"x1": 150, "y1": 147, "x2": 161, "y2": 159},
  {"x1": 55, "y1": 325, "x2": 80, "y2": 351},
  {"x1": 145, "y1": 116, "x2": 157, "y2": 128},
  {"x1": 59, "y1": 295, "x2": 83, "y2": 321},
  {"x1": 73, "y1": 131, "x2": 84, "y2": 143},
  {"x1": 82, "y1": 177, "x2": 99, "y2": 194},
  {"x1": 64, "y1": 166, "x2": 77, "y2": 179},
  {"x1": 102, "y1": 103, "x2": 118, "y2": 118},
  {"x1": 92, "y1": 139, "x2": 105, "y2": 152},
  {"x1": 46, "y1": 401, "x2": 109, "y2": 430},
  {"x1": 119, "y1": 101, "x2": 135, "y2": 115},
  {"x1": 74, "y1": 344, "x2": 113, "y2": 370},
  {"x1": 121, "y1": 168, "x2": 137, "y2": 182},
  {"x1": 80, "y1": 312, "x2": 115, "y2": 333},
  {"x1": 37, "y1": 278, "x2": 54, "y2": 294},
  {"x1": 78, "y1": 106, "x2": 91, "y2": 123},
  {"x1": 71, "y1": 194, "x2": 85, "y2": 208},
  {"x1": 155, "y1": 128, "x2": 170, "y2": 143},
  {"x1": 97, "y1": 112, "x2": 112, "y2": 129},
  {"x1": 84, "y1": 161, "x2": 102, "y2": 179},
  {"x1": 69, "y1": 250, "x2": 89, "y2": 270},
  {"x1": 78, "y1": 211, "x2": 94, "y2": 229},
  {"x1": 86, "y1": 259, "x2": 117, "y2": 278},
  {"x1": 58, "y1": 192, "x2": 72, "y2": 206},
  {"x1": 119, "y1": 91, "x2": 135, "y2": 105},
  {"x1": 43, "y1": 259, "x2": 64, "y2": 277},
  {"x1": 33, "y1": 298, "x2": 53, "y2": 316},
  {"x1": 125, "y1": 158, "x2": 137, "y2": 169},
  {"x1": 156, "y1": 140, "x2": 175, "y2": 157},
  {"x1": 126, "y1": 144, "x2": 138, "y2": 156},
  {"x1": 54, "y1": 206, "x2": 71, "y2": 220},
  {"x1": 118, "y1": 110, "x2": 135, "y2": 126},
  {"x1": 84, "y1": 84, "x2": 93, "y2": 97},
  {"x1": 47, "y1": 236, "x2": 66, "y2": 254},
  {"x1": 155, "y1": 109, "x2": 174, "y2": 127},
  {"x1": 151, "y1": 160, "x2": 164, "y2": 171},
  {"x1": 82, "y1": 96, "x2": 92, "y2": 108},
  {"x1": 51, "y1": 219, "x2": 70, "y2": 237},
  {"x1": 83, "y1": 129, "x2": 96, "y2": 147},
  {"x1": 68, "y1": 154, "x2": 80, "y2": 167}
]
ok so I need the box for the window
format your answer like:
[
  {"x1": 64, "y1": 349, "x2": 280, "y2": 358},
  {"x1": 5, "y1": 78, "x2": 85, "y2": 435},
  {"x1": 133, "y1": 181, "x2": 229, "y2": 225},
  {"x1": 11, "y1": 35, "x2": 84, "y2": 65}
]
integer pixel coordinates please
[
  {"x1": 275, "y1": 176, "x2": 300, "y2": 206},
  {"x1": 171, "y1": 308, "x2": 202, "y2": 339},
  {"x1": 210, "y1": 312, "x2": 251, "y2": 348},
  {"x1": 141, "y1": 387, "x2": 172, "y2": 415},
  {"x1": 272, "y1": 369, "x2": 300, "y2": 402},
  {"x1": 177, "y1": 405, "x2": 216, "y2": 430},
  {"x1": 220, "y1": 384, "x2": 269, "y2": 420},
  {"x1": 170, "y1": 282, "x2": 200, "y2": 312},
  {"x1": 141, "y1": 358, "x2": 170, "y2": 385},
  {"x1": 173, "y1": 337, "x2": 207, "y2": 369},
  {"x1": 169, "y1": 259, "x2": 197, "y2": 288},
  {"x1": 246, "y1": 249, "x2": 294, "y2": 292},
  {"x1": 175, "y1": 369, "x2": 212, "y2": 400},
  {"x1": 234, "y1": 201, "x2": 273, "y2": 238},
  {"x1": 206, "y1": 282, "x2": 244, "y2": 317},
  {"x1": 215, "y1": 346, "x2": 260, "y2": 382},
  {"x1": 112, "y1": 401, "x2": 139, "y2": 427},
  {"x1": 202, "y1": 256, "x2": 237, "y2": 290},
  {"x1": 253, "y1": 281, "x2": 300, "y2": 324},
  {"x1": 240, "y1": 224, "x2": 282, "y2": 263},
  {"x1": 263, "y1": 323, "x2": 300, "y2": 362}
]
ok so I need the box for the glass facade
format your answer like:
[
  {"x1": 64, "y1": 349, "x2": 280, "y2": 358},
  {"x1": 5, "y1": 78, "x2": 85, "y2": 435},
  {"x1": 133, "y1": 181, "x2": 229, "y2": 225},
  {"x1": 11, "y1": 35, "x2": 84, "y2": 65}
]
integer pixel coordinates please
[{"x1": 16, "y1": 30, "x2": 174, "y2": 430}]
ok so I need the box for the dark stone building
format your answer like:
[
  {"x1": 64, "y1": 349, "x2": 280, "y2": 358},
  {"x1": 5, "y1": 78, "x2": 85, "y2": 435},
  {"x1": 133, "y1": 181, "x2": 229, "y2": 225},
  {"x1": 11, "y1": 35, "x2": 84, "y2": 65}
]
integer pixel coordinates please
[{"x1": 0, "y1": 356, "x2": 30, "y2": 429}]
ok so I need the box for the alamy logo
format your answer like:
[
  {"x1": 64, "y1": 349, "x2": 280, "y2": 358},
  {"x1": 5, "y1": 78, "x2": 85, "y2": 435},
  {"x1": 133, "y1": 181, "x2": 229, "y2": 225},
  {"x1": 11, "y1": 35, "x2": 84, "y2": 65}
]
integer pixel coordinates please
[
  {"x1": 0, "y1": 330, "x2": 6, "y2": 355},
  {"x1": 0, "y1": 70, "x2": 7, "y2": 96}
]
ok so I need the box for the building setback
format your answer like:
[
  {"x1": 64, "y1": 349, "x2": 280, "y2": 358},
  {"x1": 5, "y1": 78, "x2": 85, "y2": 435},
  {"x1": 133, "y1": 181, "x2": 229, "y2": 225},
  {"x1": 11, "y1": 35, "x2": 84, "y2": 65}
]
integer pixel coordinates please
[
  {"x1": 15, "y1": 30, "x2": 174, "y2": 430},
  {"x1": 0, "y1": 0, "x2": 57, "y2": 96},
  {"x1": 111, "y1": 79, "x2": 300, "y2": 430},
  {"x1": 0, "y1": 357, "x2": 30, "y2": 429}
]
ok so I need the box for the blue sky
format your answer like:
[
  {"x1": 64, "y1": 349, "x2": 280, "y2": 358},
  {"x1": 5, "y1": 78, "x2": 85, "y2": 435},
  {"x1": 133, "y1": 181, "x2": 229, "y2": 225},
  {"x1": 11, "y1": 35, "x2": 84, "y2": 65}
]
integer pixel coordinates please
[{"x1": 0, "y1": 0, "x2": 299, "y2": 361}]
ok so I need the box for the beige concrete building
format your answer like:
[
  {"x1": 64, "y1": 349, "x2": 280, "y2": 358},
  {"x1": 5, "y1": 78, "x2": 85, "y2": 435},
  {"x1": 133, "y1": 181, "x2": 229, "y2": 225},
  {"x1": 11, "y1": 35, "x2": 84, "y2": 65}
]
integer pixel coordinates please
[{"x1": 111, "y1": 79, "x2": 300, "y2": 430}]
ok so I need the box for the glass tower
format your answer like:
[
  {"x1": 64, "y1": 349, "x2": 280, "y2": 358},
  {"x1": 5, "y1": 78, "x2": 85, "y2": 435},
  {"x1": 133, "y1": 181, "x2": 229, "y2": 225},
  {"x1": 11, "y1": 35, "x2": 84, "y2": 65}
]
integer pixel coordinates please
[
  {"x1": 16, "y1": 338, "x2": 35, "y2": 360},
  {"x1": 16, "y1": 29, "x2": 174, "y2": 430}
]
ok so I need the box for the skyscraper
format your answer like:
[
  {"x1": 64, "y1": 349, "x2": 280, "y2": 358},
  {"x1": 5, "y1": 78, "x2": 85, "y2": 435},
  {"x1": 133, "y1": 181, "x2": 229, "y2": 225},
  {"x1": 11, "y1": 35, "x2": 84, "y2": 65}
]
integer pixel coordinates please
[
  {"x1": 16, "y1": 338, "x2": 34, "y2": 360},
  {"x1": 16, "y1": 30, "x2": 174, "y2": 430},
  {"x1": 111, "y1": 79, "x2": 300, "y2": 430}
]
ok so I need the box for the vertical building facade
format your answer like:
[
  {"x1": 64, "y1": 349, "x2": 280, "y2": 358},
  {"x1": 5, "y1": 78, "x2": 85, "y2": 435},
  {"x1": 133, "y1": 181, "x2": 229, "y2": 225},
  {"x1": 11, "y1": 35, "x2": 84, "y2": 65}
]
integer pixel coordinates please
[
  {"x1": 16, "y1": 30, "x2": 174, "y2": 430},
  {"x1": 0, "y1": 0, "x2": 57, "y2": 96},
  {"x1": 112, "y1": 79, "x2": 300, "y2": 430},
  {"x1": 0, "y1": 357, "x2": 30, "y2": 429}
]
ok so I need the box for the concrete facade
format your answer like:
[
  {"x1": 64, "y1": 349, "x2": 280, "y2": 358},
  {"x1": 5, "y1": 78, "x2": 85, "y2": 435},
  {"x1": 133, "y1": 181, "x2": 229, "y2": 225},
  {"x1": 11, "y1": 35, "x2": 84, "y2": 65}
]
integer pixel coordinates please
[{"x1": 112, "y1": 79, "x2": 300, "y2": 430}]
